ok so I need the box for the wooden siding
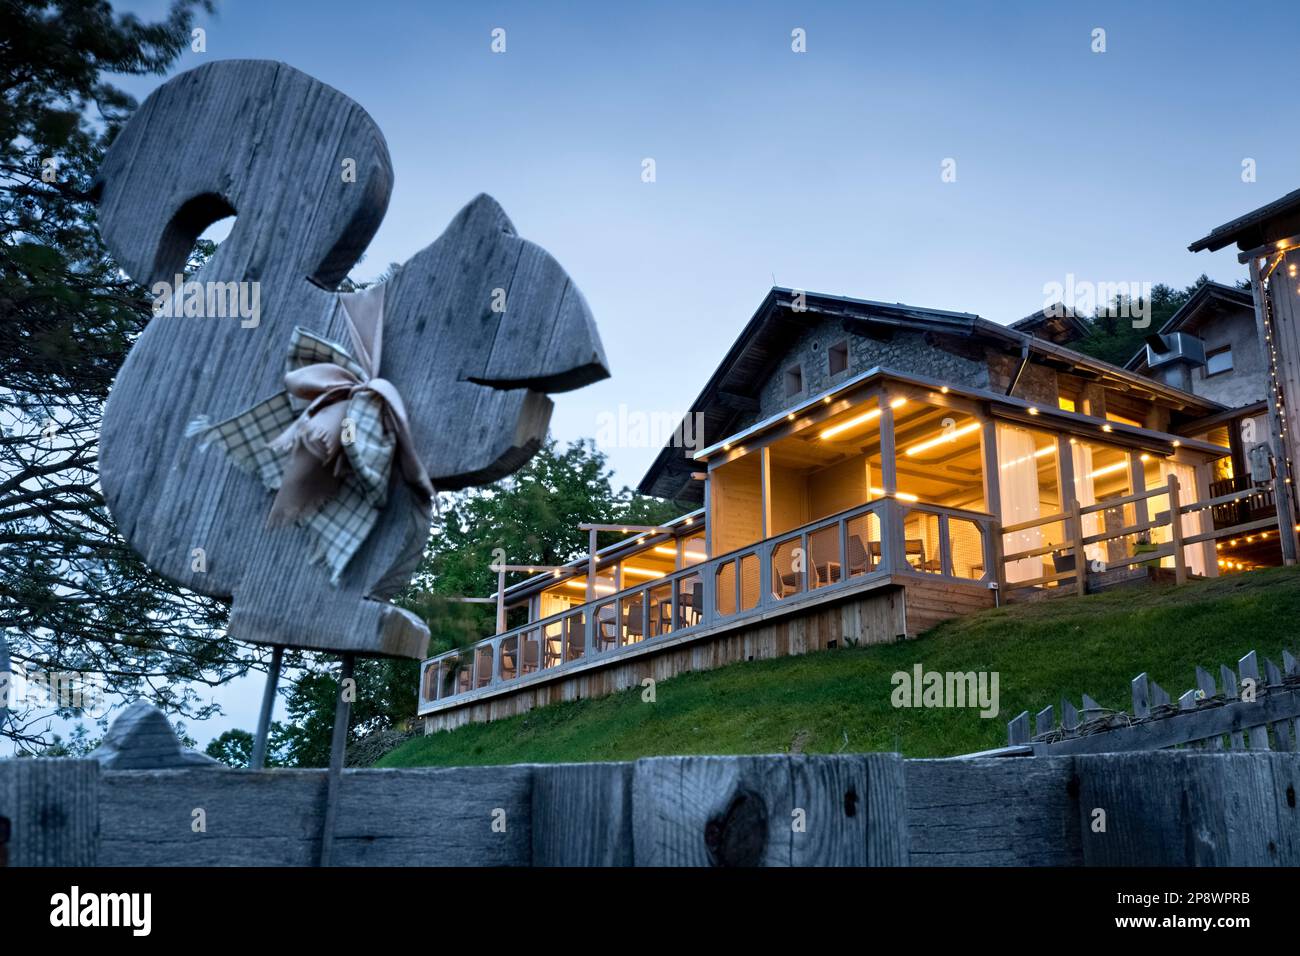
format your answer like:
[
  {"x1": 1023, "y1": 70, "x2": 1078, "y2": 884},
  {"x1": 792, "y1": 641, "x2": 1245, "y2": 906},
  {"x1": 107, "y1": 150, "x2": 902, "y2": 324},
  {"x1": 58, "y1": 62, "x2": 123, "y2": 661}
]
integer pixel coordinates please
[
  {"x1": 710, "y1": 453, "x2": 763, "y2": 554},
  {"x1": 423, "y1": 576, "x2": 992, "y2": 733}
]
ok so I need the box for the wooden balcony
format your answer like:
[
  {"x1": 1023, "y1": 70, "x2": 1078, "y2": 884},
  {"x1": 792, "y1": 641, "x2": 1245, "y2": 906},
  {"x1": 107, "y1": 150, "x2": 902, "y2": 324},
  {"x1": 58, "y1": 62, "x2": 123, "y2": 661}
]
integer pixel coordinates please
[{"x1": 418, "y1": 497, "x2": 999, "y2": 718}]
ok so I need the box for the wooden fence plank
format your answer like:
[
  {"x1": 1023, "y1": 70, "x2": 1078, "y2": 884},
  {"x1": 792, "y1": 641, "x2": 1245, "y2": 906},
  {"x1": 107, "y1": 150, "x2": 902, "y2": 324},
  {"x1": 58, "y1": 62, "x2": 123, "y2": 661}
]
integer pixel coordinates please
[
  {"x1": 531, "y1": 762, "x2": 633, "y2": 866},
  {"x1": 0, "y1": 759, "x2": 99, "y2": 866},
  {"x1": 630, "y1": 754, "x2": 908, "y2": 866},
  {"x1": 1238, "y1": 652, "x2": 1272, "y2": 750},
  {"x1": 98, "y1": 766, "x2": 533, "y2": 867},
  {"x1": 1077, "y1": 752, "x2": 1298, "y2": 866},
  {"x1": 905, "y1": 758, "x2": 1081, "y2": 866}
]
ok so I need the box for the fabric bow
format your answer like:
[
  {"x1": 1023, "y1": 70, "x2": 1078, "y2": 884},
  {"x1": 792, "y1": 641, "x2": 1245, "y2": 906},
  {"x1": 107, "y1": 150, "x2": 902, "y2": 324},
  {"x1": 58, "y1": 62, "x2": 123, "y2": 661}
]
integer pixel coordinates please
[{"x1": 187, "y1": 285, "x2": 433, "y2": 582}]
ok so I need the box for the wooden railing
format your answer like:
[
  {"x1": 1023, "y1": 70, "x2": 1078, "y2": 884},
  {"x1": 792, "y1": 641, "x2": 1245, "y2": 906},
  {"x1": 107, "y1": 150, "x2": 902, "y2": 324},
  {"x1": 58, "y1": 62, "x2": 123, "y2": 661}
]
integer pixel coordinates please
[
  {"x1": 999, "y1": 474, "x2": 1282, "y2": 597},
  {"x1": 419, "y1": 498, "x2": 999, "y2": 709}
]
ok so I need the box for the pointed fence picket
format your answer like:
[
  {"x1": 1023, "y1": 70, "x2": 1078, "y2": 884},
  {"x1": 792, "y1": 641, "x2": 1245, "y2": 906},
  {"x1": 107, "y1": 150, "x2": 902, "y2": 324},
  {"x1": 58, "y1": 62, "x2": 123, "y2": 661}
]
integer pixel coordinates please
[{"x1": 1007, "y1": 647, "x2": 1300, "y2": 755}]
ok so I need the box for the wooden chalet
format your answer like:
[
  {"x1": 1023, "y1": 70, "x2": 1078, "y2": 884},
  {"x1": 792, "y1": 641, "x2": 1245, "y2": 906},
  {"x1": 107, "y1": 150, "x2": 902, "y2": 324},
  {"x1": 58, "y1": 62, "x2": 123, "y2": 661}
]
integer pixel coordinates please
[{"x1": 418, "y1": 286, "x2": 1296, "y2": 732}]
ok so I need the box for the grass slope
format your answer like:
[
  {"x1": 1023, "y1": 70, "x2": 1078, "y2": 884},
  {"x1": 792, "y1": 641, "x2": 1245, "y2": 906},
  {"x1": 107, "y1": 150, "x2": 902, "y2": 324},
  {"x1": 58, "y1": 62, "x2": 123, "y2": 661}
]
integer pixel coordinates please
[{"x1": 380, "y1": 567, "x2": 1300, "y2": 767}]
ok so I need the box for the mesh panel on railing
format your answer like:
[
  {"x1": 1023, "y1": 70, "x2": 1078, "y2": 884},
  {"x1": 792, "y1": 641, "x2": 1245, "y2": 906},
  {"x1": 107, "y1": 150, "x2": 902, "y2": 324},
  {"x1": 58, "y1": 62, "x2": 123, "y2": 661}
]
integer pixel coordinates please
[
  {"x1": 520, "y1": 629, "x2": 540, "y2": 675},
  {"x1": 739, "y1": 553, "x2": 760, "y2": 610},
  {"x1": 648, "y1": 583, "x2": 672, "y2": 637},
  {"x1": 771, "y1": 537, "x2": 804, "y2": 600},
  {"x1": 564, "y1": 612, "x2": 586, "y2": 662},
  {"x1": 903, "y1": 512, "x2": 942, "y2": 573},
  {"x1": 845, "y1": 511, "x2": 880, "y2": 577},
  {"x1": 593, "y1": 601, "x2": 617, "y2": 652},
  {"x1": 676, "y1": 573, "x2": 703, "y2": 629},
  {"x1": 716, "y1": 560, "x2": 737, "y2": 616},
  {"x1": 475, "y1": 646, "x2": 493, "y2": 688},
  {"x1": 808, "y1": 525, "x2": 842, "y2": 589},
  {"x1": 500, "y1": 637, "x2": 518, "y2": 680},
  {"x1": 543, "y1": 620, "x2": 564, "y2": 668},
  {"x1": 947, "y1": 517, "x2": 985, "y2": 580},
  {"x1": 619, "y1": 594, "x2": 645, "y2": 645}
]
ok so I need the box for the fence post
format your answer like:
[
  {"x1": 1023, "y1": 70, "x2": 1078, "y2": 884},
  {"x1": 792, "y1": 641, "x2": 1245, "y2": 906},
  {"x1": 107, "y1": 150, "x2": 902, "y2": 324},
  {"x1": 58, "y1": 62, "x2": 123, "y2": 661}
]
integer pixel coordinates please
[
  {"x1": 1069, "y1": 498, "x2": 1087, "y2": 597},
  {"x1": 1168, "y1": 474, "x2": 1186, "y2": 585}
]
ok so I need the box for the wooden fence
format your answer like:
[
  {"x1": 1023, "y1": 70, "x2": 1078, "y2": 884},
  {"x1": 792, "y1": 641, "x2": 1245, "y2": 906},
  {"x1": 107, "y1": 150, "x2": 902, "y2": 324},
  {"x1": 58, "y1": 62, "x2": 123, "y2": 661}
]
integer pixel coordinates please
[
  {"x1": 1007, "y1": 647, "x2": 1300, "y2": 755},
  {"x1": 3, "y1": 749, "x2": 1299, "y2": 866}
]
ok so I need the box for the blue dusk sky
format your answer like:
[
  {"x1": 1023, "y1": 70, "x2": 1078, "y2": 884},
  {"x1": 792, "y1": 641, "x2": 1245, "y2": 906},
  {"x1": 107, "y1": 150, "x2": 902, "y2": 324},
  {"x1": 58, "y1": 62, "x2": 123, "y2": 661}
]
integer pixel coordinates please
[{"x1": 95, "y1": 0, "x2": 1298, "y2": 747}]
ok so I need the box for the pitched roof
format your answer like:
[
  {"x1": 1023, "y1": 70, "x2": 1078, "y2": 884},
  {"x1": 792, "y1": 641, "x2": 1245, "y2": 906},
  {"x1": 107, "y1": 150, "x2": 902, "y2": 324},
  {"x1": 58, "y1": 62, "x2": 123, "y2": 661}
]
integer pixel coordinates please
[
  {"x1": 1122, "y1": 281, "x2": 1254, "y2": 371},
  {"x1": 638, "y1": 287, "x2": 1223, "y2": 502},
  {"x1": 1009, "y1": 305, "x2": 1090, "y2": 344},
  {"x1": 1189, "y1": 187, "x2": 1300, "y2": 253}
]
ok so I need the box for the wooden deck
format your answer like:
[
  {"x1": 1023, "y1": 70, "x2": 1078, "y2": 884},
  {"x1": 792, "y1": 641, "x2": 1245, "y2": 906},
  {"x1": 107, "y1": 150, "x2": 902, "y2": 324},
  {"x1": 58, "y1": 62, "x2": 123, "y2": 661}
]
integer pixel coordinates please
[{"x1": 422, "y1": 573, "x2": 993, "y2": 732}]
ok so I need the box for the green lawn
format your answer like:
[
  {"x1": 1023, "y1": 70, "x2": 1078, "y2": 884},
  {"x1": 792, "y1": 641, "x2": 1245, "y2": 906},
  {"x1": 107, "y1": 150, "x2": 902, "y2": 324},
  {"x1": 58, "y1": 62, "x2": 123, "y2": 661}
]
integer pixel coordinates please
[{"x1": 379, "y1": 567, "x2": 1300, "y2": 767}]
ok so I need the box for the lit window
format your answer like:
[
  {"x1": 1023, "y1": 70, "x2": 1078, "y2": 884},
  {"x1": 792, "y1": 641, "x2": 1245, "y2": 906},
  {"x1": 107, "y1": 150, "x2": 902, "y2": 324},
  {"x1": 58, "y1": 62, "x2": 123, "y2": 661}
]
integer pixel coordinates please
[
  {"x1": 1106, "y1": 412, "x2": 1143, "y2": 428},
  {"x1": 1205, "y1": 346, "x2": 1233, "y2": 376},
  {"x1": 1058, "y1": 396, "x2": 1076, "y2": 413}
]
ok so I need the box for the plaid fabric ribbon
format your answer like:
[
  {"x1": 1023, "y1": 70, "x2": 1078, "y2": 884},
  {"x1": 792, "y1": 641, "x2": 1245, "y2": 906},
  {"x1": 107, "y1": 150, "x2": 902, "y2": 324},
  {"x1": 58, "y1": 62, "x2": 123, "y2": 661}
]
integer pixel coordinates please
[{"x1": 186, "y1": 286, "x2": 434, "y2": 583}]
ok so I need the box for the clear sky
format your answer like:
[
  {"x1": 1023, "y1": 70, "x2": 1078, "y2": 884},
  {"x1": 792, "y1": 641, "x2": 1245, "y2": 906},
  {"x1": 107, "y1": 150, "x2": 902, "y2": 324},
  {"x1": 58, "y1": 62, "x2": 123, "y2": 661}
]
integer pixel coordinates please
[{"x1": 95, "y1": 0, "x2": 1298, "y2": 748}]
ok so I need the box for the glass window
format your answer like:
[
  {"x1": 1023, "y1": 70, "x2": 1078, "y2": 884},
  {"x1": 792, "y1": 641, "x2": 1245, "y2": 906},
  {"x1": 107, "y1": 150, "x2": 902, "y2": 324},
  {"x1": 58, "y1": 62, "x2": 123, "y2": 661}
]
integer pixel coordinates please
[{"x1": 1206, "y1": 346, "x2": 1233, "y2": 376}]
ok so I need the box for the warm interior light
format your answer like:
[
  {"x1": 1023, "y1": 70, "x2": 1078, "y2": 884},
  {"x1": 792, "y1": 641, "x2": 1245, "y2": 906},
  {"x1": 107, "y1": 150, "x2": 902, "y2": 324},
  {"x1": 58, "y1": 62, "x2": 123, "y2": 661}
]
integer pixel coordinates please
[
  {"x1": 621, "y1": 566, "x2": 666, "y2": 579},
  {"x1": 564, "y1": 580, "x2": 616, "y2": 594},
  {"x1": 654, "y1": 545, "x2": 707, "y2": 561},
  {"x1": 1140, "y1": 453, "x2": 1150, "y2": 461},
  {"x1": 869, "y1": 486, "x2": 919, "y2": 502},
  {"x1": 1088, "y1": 461, "x2": 1128, "y2": 479},
  {"x1": 1001, "y1": 446, "x2": 1056, "y2": 469},
  {"x1": 818, "y1": 399, "x2": 906, "y2": 440},
  {"x1": 905, "y1": 421, "x2": 980, "y2": 456}
]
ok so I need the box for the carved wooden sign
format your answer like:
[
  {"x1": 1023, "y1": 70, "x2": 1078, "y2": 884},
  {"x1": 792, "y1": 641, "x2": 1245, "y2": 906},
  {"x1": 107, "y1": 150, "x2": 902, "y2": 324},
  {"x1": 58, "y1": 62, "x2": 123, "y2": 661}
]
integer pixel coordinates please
[{"x1": 93, "y1": 60, "x2": 608, "y2": 659}]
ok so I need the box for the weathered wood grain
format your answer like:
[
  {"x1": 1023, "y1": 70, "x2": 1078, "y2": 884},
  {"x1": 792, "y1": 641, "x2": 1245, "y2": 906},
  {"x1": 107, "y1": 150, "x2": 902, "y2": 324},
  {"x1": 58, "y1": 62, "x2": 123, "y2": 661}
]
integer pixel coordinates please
[
  {"x1": 1076, "y1": 751, "x2": 1300, "y2": 866},
  {"x1": 906, "y1": 757, "x2": 1081, "y2": 866},
  {"x1": 0, "y1": 759, "x2": 99, "y2": 866},
  {"x1": 97, "y1": 766, "x2": 533, "y2": 867},
  {"x1": 629, "y1": 754, "x2": 908, "y2": 866},
  {"x1": 93, "y1": 60, "x2": 607, "y2": 659},
  {"x1": 531, "y1": 762, "x2": 633, "y2": 866}
]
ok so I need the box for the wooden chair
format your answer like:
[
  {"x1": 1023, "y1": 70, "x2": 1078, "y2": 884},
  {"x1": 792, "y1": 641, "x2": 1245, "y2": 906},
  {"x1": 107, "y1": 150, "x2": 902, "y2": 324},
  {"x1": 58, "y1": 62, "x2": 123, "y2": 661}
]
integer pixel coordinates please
[
  {"x1": 519, "y1": 634, "x2": 539, "y2": 675},
  {"x1": 564, "y1": 615, "x2": 585, "y2": 661},
  {"x1": 596, "y1": 606, "x2": 618, "y2": 651},
  {"x1": 622, "y1": 599, "x2": 644, "y2": 644}
]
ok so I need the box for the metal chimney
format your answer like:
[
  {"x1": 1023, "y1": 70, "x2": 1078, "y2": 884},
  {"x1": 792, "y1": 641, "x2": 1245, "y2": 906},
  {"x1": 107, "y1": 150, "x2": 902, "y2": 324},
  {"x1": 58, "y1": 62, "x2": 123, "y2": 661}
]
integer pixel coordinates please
[{"x1": 1144, "y1": 332, "x2": 1206, "y2": 391}]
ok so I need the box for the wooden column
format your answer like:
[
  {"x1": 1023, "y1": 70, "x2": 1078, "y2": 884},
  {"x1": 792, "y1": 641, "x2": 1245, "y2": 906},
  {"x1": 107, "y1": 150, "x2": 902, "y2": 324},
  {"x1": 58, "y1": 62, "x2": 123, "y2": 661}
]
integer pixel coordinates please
[
  {"x1": 1168, "y1": 474, "x2": 1187, "y2": 585},
  {"x1": 878, "y1": 395, "x2": 899, "y2": 496},
  {"x1": 1128, "y1": 451, "x2": 1149, "y2": 532},
  {"x1": 1249, "y1": 255, "x2": 1298, "y2": 565},
  {"x1": 879, "y1": 394, "x2": 907, "y2": 573},
  {"x1": 1069, "y1": 497, "x2": 1087, "y2": 597},
  {"x1": 760, "y1": 446, "x2": 772, "y2": 540},
  {"x1": 979, "y1": 417, "x2": 1005, "y2": 591}
]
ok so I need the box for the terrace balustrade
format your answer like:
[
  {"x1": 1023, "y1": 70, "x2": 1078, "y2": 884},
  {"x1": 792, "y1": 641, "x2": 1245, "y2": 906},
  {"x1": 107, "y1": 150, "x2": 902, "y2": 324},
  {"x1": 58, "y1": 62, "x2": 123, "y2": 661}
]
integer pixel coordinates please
[{"x1": 419, "y1": 497, "x2": 999, "y2": 707}]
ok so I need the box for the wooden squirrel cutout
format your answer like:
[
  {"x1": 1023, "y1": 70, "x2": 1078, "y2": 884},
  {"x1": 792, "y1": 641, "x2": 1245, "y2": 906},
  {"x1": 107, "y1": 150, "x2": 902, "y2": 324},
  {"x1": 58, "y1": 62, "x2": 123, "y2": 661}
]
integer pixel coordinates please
[{"x1": 93, "y1": 60, "x2": 608, "y2": 659}]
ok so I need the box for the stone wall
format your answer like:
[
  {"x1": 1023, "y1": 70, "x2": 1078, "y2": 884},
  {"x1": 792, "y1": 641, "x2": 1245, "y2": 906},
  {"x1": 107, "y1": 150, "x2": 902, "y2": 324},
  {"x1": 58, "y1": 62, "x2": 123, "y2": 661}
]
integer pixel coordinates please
[{"x1": 749, "y1": 318, "x2": 994, "y2": 424}]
